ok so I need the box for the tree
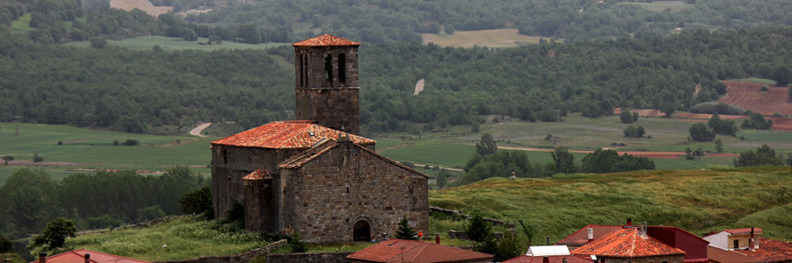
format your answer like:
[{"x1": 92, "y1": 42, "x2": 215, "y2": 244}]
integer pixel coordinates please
[
  {"x1": 689, "y1": 123, "x2": 715, "y2": 142},
  {"x1": 551, "y1": 146, "x2": 576, "y2": 174},
  {"x1": 31, "y1": 217, "x2": 76, "y2": 249},
  {"x1": 0, "y1": 234, "x2": 13, "y2": 253},
  {"x1": 395, "y1": 217, "x2": 418, "y2": 240},
  {"x1": 772, "y1": 65, "x2": 791, "y2": 87},
  {"x1": 620, "y1": 109, "x2": 636, "y2": 123},
  {"x1": 714, "y1": 138, "x2": 724, "y2": 153},
  {"x1": 33, "y1": 153, "x2": 44, "y2": 163},
  {"x1": 708, "y1": 114, "x2": 737, "y2": 136},
  {"x1": 89, "y1": 37, "x2": 107, "y2": 49},
  {"x1": 465, "y1": 214, "x2": 491, "y2": 245},
  {"x1": 494, "y1": 231, "x2": 523, "y2": 262},
  {"x1": 435, "y1": 170, "x2": 449, "y2": 189},
  {"x1": 741, "y1": 111, "x2": 773, "y2": 130},
  {"x1": 623, "y1": 125, "x2": 645, "y2": 138},
  {"x1": 288, "y1": 231, "x2": 308, "y2": 253},
  {"x1": 2, "y1": 155, "x2": 13, "y2": 165},
  {"x1": 581, "y1": 149, "x2": 654, "y2": 173},
  {"x1": 180, "y1": 185, "x2": 213, "y2": 219},
  {"x1": 733, "y1": 144, "x2": 785, "y2": 167},
  {"x1": 476, "y1": 133, "x2": 498, "y2": 156}
]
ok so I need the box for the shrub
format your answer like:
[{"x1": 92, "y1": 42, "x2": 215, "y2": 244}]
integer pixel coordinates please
[
  {"x1": 124, "y1": 139, "x2": 139, "y2": 146},
  {"x1": 395, "y1": 217, "x2": 417, "y2": 240},
  {"x1": 733, "y1": 144, "x2": 785, "y2": 167},
  {"x1": 620, "y1": 110, "x2": 635, "y2": 124},
  {"x1": 33, "y1": 153, "x2": 44, "y2": 163},
  {"x1": 288, "y1": 231, "x2": 308, "y2": 253},
  {"x1": 689, "y1": 102, "x2": 745, "y2": 115},
  {"x1": 707, "y1": 114, "x2": 737, "y2": 136},
  {"x1": 623, "y1": 125, "x2": 645, "y2": 138},
  {"x1": 31, "y1": 217, "x2": 76, "y2": 249},
  {"x1": 0, "y1": 234, "x2": 13, "y2": 253},
  {"x1": 689, "y1": 123, "x2": 715, "y2": 142},
  {"x1": 180, "y1": 185, "x2": 214, "y2": 219},
  {"x1": 741, "y1": 111, "x2": 773, "y2": 130}
]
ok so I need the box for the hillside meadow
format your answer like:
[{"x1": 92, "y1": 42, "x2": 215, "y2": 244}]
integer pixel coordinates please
[{"x1": 429, "y1": 166, "x2": 792, "y2": 244}]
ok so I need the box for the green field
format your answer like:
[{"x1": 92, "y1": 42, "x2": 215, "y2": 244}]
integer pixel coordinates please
[
  {"x1": 421, "y1": 29, "x2": 555, "y2": 48},
  {"x1": 10, "y1": 14, "x2": 33, "y2": 34},
  {"x1": 429, "y1": 166, "x2": 792, "y2": 244},
  {"x1": 0, "y1": 122, "x2": 211, "y2": 185},
  {"x1": 64, "y1": 36, "x2": 289, "y2": 51},
  {"x1": 620, "y1": 0, "x2": 695, "y2": 13}
]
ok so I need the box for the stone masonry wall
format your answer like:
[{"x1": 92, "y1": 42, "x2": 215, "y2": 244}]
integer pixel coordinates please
[
  {"x1": 266, "y1": 252, "x2": 353, "y2": 263},
  {"x1": 155, "y1": 239, "x2": 287, "y2": 263},
  {"x1": 295, "y1": 87, "x2": 359, "y2": 134},
  {"x1": 211, "y1": 145, "x2": 301, "y2": 219},
  {"x1": 282, "y1": 142, "x2": 429, "y2": 243}
]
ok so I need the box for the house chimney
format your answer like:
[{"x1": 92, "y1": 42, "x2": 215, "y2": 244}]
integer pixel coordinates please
[
  {"x1": 640, "y1": 221, "x2": 647, "y2": 236},
  {"x1": 749, "y1": 227, "x2": 755, "y2": 251},
  {"x1": 436, "y1": 233, "x2": 440, "y2": 244},
  {"x1": 543, "y1": 257, "x2": 550, "y2": 263},
  {"x1": 84, "y1": 254, "x2": 91, "y2": 263},
  {"x1": 546, "y1": 236, "x2": 550, "y2": 245},
  {"x1": 627, "y1": 218, "x2": 632, "y2": 226},
  {"x1": 587, "y1": 228, "x2": 594, "y2": 241},
  {"x1": 39, "y1": 252, "x2": 47, "y2": 263}
]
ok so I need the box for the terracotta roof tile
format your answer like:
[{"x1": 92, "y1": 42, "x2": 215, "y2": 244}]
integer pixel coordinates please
[
  {"x1": 572, "y1": 228, "x2": 686, "y2": 258},
  {"x1": 242, "y1": 169, "x2": 272, "y2": 180},
  {"x1": 502, "y1": 255, "x2": 593, "y2": 263},
  {"x1": 706, "y1": 246, "x2": 757, "y2": 263},
  {"x1": 292, "y1": 34, "x2": 360, "y2": 47},
  {"x1": 33, "y1": 249, "x2": 151, "y2": 263},
  {"x1": 557, "y1": 225, "x2": 622, "y2": 246},
  {"x1": 724, "y1": 228, "x2": 763, "y2": 235},
  {"x1": 211, "y1": 120, "x2": 375, "y2": 149},
  {"x1": 741, "y1": 237, "x2": 792, "y2": 262},
  {"x1": 346, "y1": 239, "x2": 493, "y2": 263}
]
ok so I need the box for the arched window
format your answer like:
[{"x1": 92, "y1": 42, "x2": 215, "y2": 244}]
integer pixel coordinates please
[
  {"x1": 324, "y1": 54, "x2": 333, "y2": 81},
  {"x1": 338, "y1": 53, "x2": 346, "y2": 83}
]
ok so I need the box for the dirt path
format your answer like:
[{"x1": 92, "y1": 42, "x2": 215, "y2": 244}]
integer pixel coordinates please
[{"x1": 189, "y1": 122, "x2": 212, "y2": 137}]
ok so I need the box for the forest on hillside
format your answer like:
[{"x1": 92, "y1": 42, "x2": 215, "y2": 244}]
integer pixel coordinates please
[{"x1": 1, "y1": 25, "x2": 792, "y2": 134}]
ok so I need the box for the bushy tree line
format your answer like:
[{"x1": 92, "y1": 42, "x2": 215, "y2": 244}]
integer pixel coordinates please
[
  {"x1": 186, "y1": 0, "x2": 792, "y2": 43},
  {"x1": 581, "y1": 149, "x2": 655, "y2": 173},
  {"x1": 0, "y1": 167, "x2": 206, "y2": 239},
  {"x1": 733, "y1": 144, "x2": 786, "y2": 167},
  {"x1": 3, "y1": 26, "x2": 792, "y2": 134}
]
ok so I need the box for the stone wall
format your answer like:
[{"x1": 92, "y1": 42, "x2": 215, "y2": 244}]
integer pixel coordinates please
[
  {"x1": 266, "y1": 252, "x2": 353, "y2": 263},
  {"x1": 295, "y1": 87, "x2": 359, "y2": 134},
  {"x1": 155, "y1": 240, "x2": 287, "y2": 263},
  {"x1": 211, "y1": 145, "x2": 301, "y2": 219},
  {"x1": 282, "y1": 142, "x2": 429, "y2": 243}
]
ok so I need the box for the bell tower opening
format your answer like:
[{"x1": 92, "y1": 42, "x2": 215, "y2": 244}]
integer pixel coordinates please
[
  {"x1": 292, "y1": 34, "x2": 361, "y2": 134},
  {"x1": 353, "y1": 219, "x2": 371, "y2": 242}
]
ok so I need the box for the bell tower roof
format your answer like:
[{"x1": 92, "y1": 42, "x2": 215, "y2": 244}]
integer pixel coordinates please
[{"x1": 292, "y1": 34, "x2": 361, "y2": 47}]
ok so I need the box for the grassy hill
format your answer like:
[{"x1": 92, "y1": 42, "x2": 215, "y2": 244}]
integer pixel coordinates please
[{"x1": 429, "y1": 166, "x2": 792, "y2": 244}]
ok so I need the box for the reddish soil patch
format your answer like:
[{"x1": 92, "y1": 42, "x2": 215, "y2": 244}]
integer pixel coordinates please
[
  {"x1": 719, "y1": 81, "x2": 792, "y2": 116},
  {"x1": 768, "y1": 116, "x2": 792, "y2": 131}
]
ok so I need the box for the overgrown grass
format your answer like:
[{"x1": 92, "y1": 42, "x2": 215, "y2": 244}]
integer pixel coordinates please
[
  {"x1": 61, "y1": 216, "x2": 264, "y2": 261},
  {"x1": 64, "y1": 36, "x2": 289, "y2": 51},
  {"x1": 729, "y1": 78, "x2": 777, "y2": 85},
  {"x1": 422, "y1": 29, "x2": 554, "y2": 48},
  {"x1": 429, "y1": 167, "x2": 792, "y2": 244}
]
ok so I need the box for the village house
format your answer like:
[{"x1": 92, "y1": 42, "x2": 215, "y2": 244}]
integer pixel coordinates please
[
  {"x1": 210, "y1": 34, "x2": 429, "y2": 243},
  {"x1": 346, "y1": 239, "x2": 493, "y2": 263},
  {"x1": 32, "y1": 250, "x2": 150, "y2": 263},
  {"x1": 704, "y1": 228, "x2": 792, "y2": 263}
]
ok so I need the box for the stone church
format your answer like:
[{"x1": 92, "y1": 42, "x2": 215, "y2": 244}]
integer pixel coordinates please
[{"x1": 210, "y1": 34, "x2": 429, "y2": 243}]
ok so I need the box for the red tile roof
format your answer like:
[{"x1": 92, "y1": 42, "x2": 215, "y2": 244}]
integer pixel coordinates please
[
  {"x1": 502, "y1": 255, "x2": 592, "y2": 263},
  {"x1": 572, "y1": 228, "x2": 686, "y2": 258},
  {"x1": 211, "y1": 120, "x2": 375, "y2": 149},
  {"x1": 33, "y1": 249, "x2": 151, "y2": 263},
  {"x1": 706, "y1": 246, "x2": 757, "y2": 263},
  {"x1": 292, "y1": 34, "x2": 360, "y2": 47},
  {"x1": 741, "y1": 237, "x2": 792, "y2": 262},
  {"x1": 724, "y1": 228, "x2": 763, "y2": 236},
  {"x1": 347, "y1": 239, "x2": 493, "y2": 263},
  {"x1": 242, "y1": 169, "x2": 271, "y2": 180},
  {"x1": 557, "y1": 225, "x2": 622, "y2": 246}
]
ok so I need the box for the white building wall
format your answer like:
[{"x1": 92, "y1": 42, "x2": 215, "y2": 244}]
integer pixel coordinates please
[{"x1": 703, "y1": 232, "x2": 730, "y2": 250}]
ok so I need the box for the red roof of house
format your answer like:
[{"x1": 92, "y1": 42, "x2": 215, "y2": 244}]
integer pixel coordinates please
[
  {"x1": 706, "y1": 246, "x2": 757, "y2": 263},
  {"x1": 346, "y1": 239, "x2": 492, "y2": 263},
  {"x1": 502, "y1": 255, "x2": 592, "y2": 263},
  {"x1": 572, "y1": 228, "x2": 686, "y2": 258},
  {"x1": 557, "y1": 225, "x2": 623, "y2": 246},
  {"x1": 724, "y1": 228, "x2": 763, "y2": 236},
  {"x1": 242, "y1": 169, "x2": 271, "y2": 180},
  {"x1": 33, "y1": 249, "x2": 150, "y2": 263},
  {"x1": 741, "y1": 237, "x2": 792, "y2": 262},
  {"x1": 292, "y1": 34, "x2": 360, "y2": 47},
  {"x1": 211, "y1": 120, "x2": 375, "y2": 149}
]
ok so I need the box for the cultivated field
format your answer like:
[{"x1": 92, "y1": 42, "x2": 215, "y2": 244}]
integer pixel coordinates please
[
  {"x1": 719, "y1": 80, "x2": 792, "y2": 116},
  {"x1": 64, "y1": 36, "x2": 288, "y2": 51},
  {"x1": 422, "y1": 29, "x2": 553, "y2": 48},
  {"x1": 110, "y1": 0, "x2": 172, "y2": 16},
  {"x1": 619, "y1": 0, "x2": 695, "y2": 13}
]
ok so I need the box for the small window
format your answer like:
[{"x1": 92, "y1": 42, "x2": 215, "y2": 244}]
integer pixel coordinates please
[
  {"x1": 734, "y1": 239, "x2": 740, "y2": 249},
  {"x1": 324, "y1": 54, "x2": 333, "y2": 81},
  {"x1": 302, "y1": 54, "x2": 309, "y2": 87},
  {"x1": 338, "y1": 53, "x2": 346, "y2": 83}
]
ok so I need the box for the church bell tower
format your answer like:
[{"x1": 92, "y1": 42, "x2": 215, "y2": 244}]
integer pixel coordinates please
[{"x1": 292, "y1": 34, "x2": 360, "y2": 134}]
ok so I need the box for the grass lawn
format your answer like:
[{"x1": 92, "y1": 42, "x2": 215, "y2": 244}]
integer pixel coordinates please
[
  {"x1": 64, "y1": 36, "x2": 290, "y2": 51},
  {"x1": 729, "y1": 78, "x2": 777, "y2": 85},
  {"x1": 422, "y1": 29, "x2": 555, "y2": 48}
]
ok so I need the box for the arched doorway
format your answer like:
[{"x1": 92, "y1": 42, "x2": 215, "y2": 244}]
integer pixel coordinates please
[{"x1": 353, "y1": 219, "x2": 371, "y2": 242}]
